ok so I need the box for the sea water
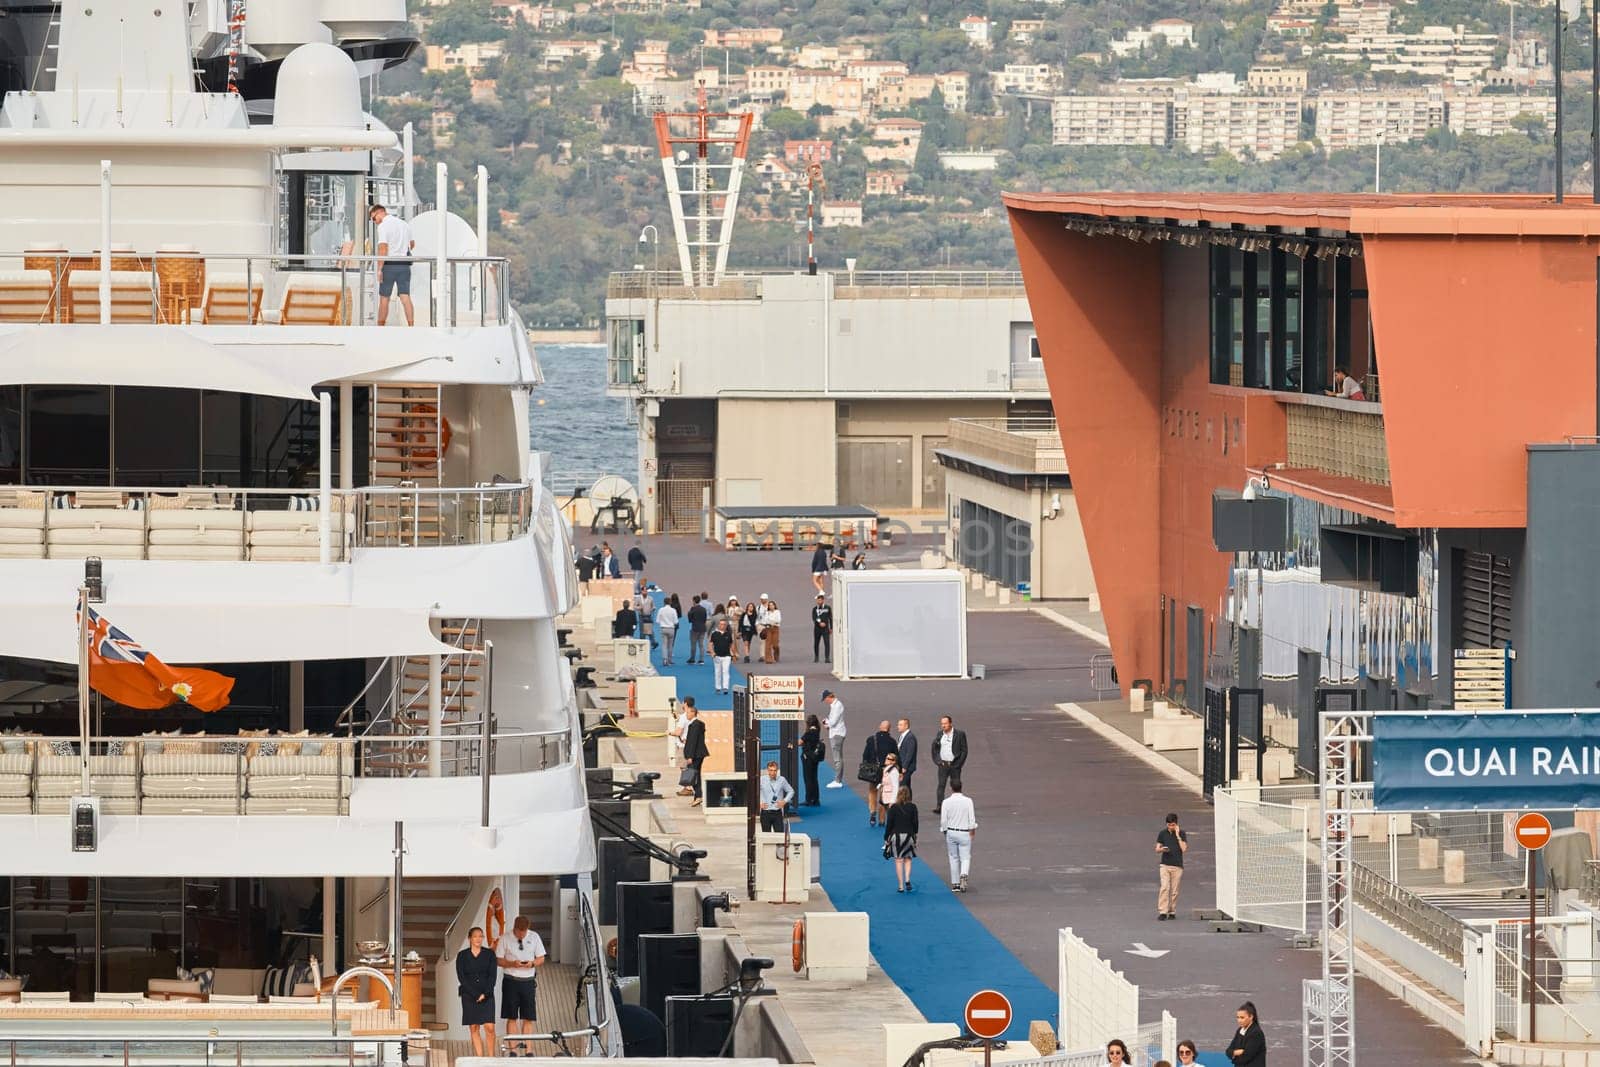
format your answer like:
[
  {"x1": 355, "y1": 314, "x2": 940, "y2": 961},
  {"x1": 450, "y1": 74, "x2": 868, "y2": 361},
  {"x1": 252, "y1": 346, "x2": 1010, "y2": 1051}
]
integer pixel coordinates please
[{"x1": 527, "y1": 343, "x2": 638, "y2": 490}]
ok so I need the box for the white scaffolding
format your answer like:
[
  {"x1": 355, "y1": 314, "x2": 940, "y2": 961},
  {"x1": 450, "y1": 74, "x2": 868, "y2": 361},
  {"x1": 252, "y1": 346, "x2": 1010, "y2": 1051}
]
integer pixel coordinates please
[
  {"x1": 651, "y1": 102, "x2": 752, "y2": 287},
  {"x1": 1305, "y1": 709, "x2": 1369, "y2": 1067}
]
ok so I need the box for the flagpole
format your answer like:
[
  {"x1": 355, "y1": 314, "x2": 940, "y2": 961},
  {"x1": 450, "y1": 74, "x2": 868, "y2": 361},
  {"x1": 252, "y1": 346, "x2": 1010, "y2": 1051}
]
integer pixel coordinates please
[{"x1": 77, "y1": 585, "x2": 90, "y2": 796}]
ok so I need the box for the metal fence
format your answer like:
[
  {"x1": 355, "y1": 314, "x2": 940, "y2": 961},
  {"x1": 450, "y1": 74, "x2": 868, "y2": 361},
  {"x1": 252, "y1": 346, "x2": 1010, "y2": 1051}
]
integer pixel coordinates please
[
  {"x1": 1213, "y1": 785, "x2": 1316, "y2": 933},
  {"x1": 656, "y1": 478, "x2": 712, "y2": 535},
  {"x1": 1057, "y1": 927, "x2": 1138, "y2": 1053}
]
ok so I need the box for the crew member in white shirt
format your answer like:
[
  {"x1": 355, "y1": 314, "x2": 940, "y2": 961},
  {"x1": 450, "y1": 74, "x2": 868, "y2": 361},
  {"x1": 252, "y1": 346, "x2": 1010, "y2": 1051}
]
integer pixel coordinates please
[
  {"x1": 497, "y1": 914, "x2": 547, "y2": 1056},
  {"x1": 822, "y1": 689, "x2": 847, "y2": 788},
  {"x1": 368, "y1": 204, "x2": 415, "y2": 327},
  {"x1": 939, "y1": 778, "x2": 977, "y2": 893}
]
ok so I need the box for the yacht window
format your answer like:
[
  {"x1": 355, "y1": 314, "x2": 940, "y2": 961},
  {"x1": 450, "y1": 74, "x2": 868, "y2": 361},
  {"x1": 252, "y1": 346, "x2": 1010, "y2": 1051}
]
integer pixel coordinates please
[
  {"x1": 113, "y1": 387, "x2": 200, "y2": 487},
  {"x1": 25, "y1": 386, "x2": 110, "y2": 486}
]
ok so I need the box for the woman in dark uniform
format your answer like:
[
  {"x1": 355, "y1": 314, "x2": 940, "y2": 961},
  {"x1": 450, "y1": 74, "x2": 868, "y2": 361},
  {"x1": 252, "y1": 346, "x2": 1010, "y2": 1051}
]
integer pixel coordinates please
[
  {"x1": 456, "y1": 925, "x2": 499, "y2": 1056},
  {"x1": 1225, "y1": 1001, "x2": 1267, "y2": 1067}
]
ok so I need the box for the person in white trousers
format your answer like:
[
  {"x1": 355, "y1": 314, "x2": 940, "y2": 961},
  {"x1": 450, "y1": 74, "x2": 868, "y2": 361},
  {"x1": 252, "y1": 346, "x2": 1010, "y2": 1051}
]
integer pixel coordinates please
[
  {"x1": 939, "y1": 777, "x2": 977, "y2": 893},
  {"x1": 822, "y1": 690, "x2": 846, "y2": 789},
  {"x1": 708, "y1": 618, "x2": 735, "y2": 695}
]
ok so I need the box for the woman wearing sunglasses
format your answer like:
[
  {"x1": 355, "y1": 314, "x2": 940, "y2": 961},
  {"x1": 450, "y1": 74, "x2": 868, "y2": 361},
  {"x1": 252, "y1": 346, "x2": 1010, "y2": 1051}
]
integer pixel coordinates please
[
  {"x1": 1176, "y1": 1038, "x2": 1199, "y2": 1064},
  {"x1": 1105, "y1": 1039, "x2": 1132, "y2": 1065}
]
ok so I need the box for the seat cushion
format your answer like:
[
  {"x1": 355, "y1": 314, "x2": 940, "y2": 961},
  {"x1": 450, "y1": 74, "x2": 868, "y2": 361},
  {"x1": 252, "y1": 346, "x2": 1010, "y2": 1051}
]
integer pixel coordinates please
[
  {"x1": 141, "y1": 775, "x2": 239, "y2": 798},
  {"x1": 0, "y1": 510, "x2": 46, "y2": 530},
  {"x1": 244, "y1": 796, "x2": 345, "y2": 815},
  {"x1": 148, "y1": 511, "x2": 245, "y2": 534},
  {"x1": 247, "y1": 775, "x2": 351, "y2": 798},
  {"x1": 37, "y1": 753, "x2": 136, "y2": 776},
  {"x1": 46, "y1": 544, "x2": 144, "y2": 559},
  {"x1": 47, "y1": 527, "x2": 145, "y2": 545},
  {"x1": 0, "y1": 775, "x2": 30, "y2": 798},
  {"x1": 147, "y1": 545, "x2": 245, "y2": 561},
  {"x1": 36, "y1": 776, "x2": 137, "y2": 797},
  {"x1": 0, "y1": 543, "x2": 45, "y2": 559},
  {"x1": 47, "y1": 509, "x2": 145, "y2": 530},
  {"x1": 248, "y1": 752, "x2": 352, "y2": 777},
  {"x1": 0, "y1": 796, "x2": 33, "y2": 814},
  {"x1": 143, "y1": 753, "x2": 240, "y2": 776},
  {"x1": 138, "y1": 796, "x2": 239, "y2": 815},
  {"x1": 34, "y1": 795, "x2": 137, "y2": 815},
  {"x1": 0, "y1": 527, "x2": 44, "y2": 544}
]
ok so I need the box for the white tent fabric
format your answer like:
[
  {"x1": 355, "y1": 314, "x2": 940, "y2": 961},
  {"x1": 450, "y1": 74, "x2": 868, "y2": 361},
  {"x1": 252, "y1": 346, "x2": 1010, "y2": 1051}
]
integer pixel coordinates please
[
  {"x1": 0, "y1": 559, "x2": 456, "y2": 663},
  {"x1": 0, "y1": 325, "x2": 424, "y2": 399},
  {"x1": 834, "y1": 569, "x2": 967, "y2": 679}
]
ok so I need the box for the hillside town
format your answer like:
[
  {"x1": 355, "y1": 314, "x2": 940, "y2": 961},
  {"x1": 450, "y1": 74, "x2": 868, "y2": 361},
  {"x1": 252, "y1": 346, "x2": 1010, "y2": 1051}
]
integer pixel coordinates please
[{"x1": 380, "y1": 0, "x2": 1574, "y2": 323}]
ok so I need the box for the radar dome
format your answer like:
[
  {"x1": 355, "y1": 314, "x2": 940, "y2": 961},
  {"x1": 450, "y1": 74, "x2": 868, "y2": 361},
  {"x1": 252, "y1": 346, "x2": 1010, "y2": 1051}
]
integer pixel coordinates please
[{"x1": 274, "y1": 43, "x2": 363, "y2": 129}]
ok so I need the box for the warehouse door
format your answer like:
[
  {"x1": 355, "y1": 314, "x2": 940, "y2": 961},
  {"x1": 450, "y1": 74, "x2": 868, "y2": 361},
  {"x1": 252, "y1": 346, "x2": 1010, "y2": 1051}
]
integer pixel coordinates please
[{"x1": 838, "y1": 437, "x2": 912, "y2": 509}]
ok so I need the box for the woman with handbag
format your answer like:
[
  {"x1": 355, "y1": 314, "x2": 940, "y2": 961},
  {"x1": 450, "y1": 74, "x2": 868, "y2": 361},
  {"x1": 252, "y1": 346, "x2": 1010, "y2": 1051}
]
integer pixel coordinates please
[
  {"x1": 738, "y1": 602, "x2": 759, "y2": 664},
  {"x1": 883, "y1": 786, "x2": 918, "y2": 892},
  {"x1": 877, "y1": 753, "x2": 902, "y2": 828},
  {"x1": 858, "y1": 723, "x2": 898, "y2": 826},
  {"x1": 799, "y1": 714, "x2": 824, "y2": 806}
]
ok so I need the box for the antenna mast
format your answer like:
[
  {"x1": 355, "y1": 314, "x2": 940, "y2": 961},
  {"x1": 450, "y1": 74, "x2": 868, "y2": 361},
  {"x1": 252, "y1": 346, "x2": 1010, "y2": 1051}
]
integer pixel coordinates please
[
  {"x1": 226, "y1": 0, "x2": 246, "y2": 93},
  {"x1": 652, "y1": 93, "x2": 753, "y2": 286}
]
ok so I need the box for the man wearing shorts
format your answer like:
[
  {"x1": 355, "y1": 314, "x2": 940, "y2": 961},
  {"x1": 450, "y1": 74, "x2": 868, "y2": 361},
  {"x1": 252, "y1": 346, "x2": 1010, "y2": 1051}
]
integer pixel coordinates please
[
  {"x1": 497, "y1": 914, "x2": 547, "y2": 1055},
  {"x1": 369, "y1": 203, "x2": 414, "y2": 326}
]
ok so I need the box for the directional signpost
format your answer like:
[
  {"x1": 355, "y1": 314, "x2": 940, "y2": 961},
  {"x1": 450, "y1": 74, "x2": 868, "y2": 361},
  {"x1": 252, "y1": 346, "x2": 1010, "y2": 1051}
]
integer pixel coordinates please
[
  {"x1": 1516, "y1": 811, "x2": 1552, "y2": 1042},
  {"x1": 965, "y1": 988, "x2": 1012, "y2": 1065},
  {"x1": 745, "y1": 675, "x2": 805, "y2": 897}
]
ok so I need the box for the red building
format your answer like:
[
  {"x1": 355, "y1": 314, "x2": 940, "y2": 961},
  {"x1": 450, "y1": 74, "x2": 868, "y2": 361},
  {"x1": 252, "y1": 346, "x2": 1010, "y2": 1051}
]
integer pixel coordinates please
[
  {"x1": 1005, "y1": 192, "x2": 1600, "y2": 717},
  {"x1": 782, "y1": 139, "x2": 834, "y2": 165}
]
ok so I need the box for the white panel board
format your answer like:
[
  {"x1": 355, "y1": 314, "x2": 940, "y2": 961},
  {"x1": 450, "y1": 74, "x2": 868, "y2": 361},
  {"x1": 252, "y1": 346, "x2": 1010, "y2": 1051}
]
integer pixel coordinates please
[{"x1": 833, "y1": 569, "x2": 965, "y2": 679}]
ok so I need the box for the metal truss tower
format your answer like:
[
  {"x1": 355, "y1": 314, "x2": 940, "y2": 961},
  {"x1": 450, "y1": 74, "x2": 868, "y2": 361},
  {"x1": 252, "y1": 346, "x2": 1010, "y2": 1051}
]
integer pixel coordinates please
[
  {"x1": 651, "y1": 95, "x2": 753, "y2": 286},
  {"x1": 1305, "y1": 709, "x2": 1369, "y2": 1067},
  {"x1": 226, "y1": 0, "x2": 246, "y2": 93}
]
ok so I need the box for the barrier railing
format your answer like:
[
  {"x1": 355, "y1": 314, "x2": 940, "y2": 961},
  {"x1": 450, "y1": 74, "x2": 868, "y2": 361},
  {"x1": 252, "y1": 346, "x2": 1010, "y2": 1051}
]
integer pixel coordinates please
[
  {"x1": 0, "y1": 1034, "x2": 413, "y2": 1065},
  {"x1": 2, "y1": 250, "x2": 510, "y2": 328},
  {"x1": 1352, "y1": 861, "x2": 1467, "y2": 966},
  {"x1": 605, "y1": 267, "x2": 1026, "y2": 300}
]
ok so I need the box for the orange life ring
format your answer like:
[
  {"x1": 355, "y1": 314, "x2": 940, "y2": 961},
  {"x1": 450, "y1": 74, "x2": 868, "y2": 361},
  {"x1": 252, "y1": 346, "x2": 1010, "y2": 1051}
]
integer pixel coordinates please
[
  {"x1": 390, "y1": 402, "x2": 452, "y2": 469},
  {"x1": 627, "y1": 681, "x2": 637, "y2": 717},
  {"x1": 791, "y1": 919, "x2": 805, "y2": 972}
]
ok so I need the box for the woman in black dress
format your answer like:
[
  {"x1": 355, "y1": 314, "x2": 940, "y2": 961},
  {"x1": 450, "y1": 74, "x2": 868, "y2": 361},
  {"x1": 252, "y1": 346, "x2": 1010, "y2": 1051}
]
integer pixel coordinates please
[
  {"x1": 799, "y1": 714, "x2": 824, "y2": 806},
  {"x1": 456, "y1": 925, "x2": 499, "y2": 1056},
  {"x1": 883, "y1": 786, "x2": 919, "y2": 892},
  {"x1": 738, "y1": 603, "x2": 759, "y2": 664}
]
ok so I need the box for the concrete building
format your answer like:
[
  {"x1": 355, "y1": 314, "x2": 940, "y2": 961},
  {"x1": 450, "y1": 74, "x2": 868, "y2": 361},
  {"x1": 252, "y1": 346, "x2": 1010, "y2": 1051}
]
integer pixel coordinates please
[
  {"x1": 1051, "y1": 95, "x2": 1173, "y2": 147},
  {"x1": 747, "y1": 66, "x2": 791, "y2": 100},
  {"x1": 1010, "y1": 19, "x2": 1047, "y2": 42},
  {"x1": 1111, "y1": 19, "x2": 1195, "y2": 56},
  {"x1": 783, "y1": 139, "x2": 834, "y2": 164},
  {"x1": 1173, "y1": 90, "x2": 1303, "y2": 159},
  {"x1": 423, "y1": 41, "x2": 504, "y2": 73},
  {"x1": 960, "y1": 15, "x2": 992, "y2": 49},
  {"x1": 1005, "y1": 189, "x2": 1600, "y2": 731},
  {"x1": 1320, "y1": 25, "x2": 1498, "y2": 81},
  {"x1": 865, "y1": 170, "x2": 909, "y2": 197},
  {"x1": 864, "y1": 117, "x2": 923, "y2": 163},
  {"x1": 542, "y1": 39, "x2": 605, "y2": 68},
  {"x1": 846, "y1": 60, "x2": 911, "y2": 94},
  {"x1": 938, "y1": 149, "x2": 1006, "y2": 171},
  {"x1": 1313, "y1": 90, "x2": 1444, "y2": 150},
  {"x1": 936, "y1": 417, "x2": 1097, "y2": 600},
  {"x1": 821, "y1": 201, "x2": 864, "y2": 227},
  {"x1": 1248, "y1": 65, "x2": 1309, "y2": 93},
  {"x1": 935, "y1": 71, "x2": 970, "y2": 112},
  {"x1": 1447, "y1": 93, "x2": 1555, "y2": 136},
  {"x1": 604, "y1": 270, "x2": 1049, "y2": 530},
  {"x1": 994, "y1": 64, "x2": 1059, "y2": 95},
  {"x1": 703, "y1": 26, "x2": 783, "y2": 49}
]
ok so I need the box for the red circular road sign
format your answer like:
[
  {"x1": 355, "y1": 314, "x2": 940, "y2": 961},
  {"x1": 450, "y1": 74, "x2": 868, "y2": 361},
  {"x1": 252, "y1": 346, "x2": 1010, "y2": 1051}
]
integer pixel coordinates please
[
  {"x1": 1515, "y1": 812, "x2": 1553, "y2": 851},
  {"x1": 964, "y1": 989, "x2": 1013, "y2": 1040}
]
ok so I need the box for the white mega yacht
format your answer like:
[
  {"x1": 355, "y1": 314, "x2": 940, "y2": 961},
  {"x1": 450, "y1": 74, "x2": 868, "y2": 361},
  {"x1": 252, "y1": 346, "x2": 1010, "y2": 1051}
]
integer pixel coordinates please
[{"x1": 0, "y1": 0, "x2": 614, "y2": 1056}]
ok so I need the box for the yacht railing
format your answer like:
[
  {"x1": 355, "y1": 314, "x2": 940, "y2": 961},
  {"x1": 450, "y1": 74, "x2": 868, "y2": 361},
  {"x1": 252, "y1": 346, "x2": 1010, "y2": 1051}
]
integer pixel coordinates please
[
  {"x1": 1, "y1": 250, "x2": 510, "y2": 328},
  {"x1": 0, "y1": 483, "x2": 535, "y2": 562},
  {"x1": 605, "y1": 267, "x2": 1026, "y2": 300},
  {"x1": 0, "y1": 1034, "x2": 413, "y2": 1066},
  {"x1": 4, "y1": 728, "x2": 572, "y2": 816}
]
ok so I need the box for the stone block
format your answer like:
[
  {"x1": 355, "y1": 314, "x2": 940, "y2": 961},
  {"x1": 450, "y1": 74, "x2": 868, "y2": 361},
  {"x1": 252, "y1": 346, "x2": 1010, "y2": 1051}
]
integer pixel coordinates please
[
  {"x1": 1142, "y1": 715, "x2": 1204, "y2": 751},
  {"x1": 1418, "y1": 836, "x2": 1439, "y2": 870},
  {"x1": 1153, "y1": 701, "x2": 1183, "y2": 720},
  {"x1": 1129, "y1": 688, "x2": 1145, "y2": 713},
  {"x1": 969, "y1": 572, "x2": 985, "y2": 591},
  {"x1": 632, "y1": 675, "x2": 676, "y2": 714},
  {"x1": 983, "y1": 579, "x2": 998, "y2": 598},
  {"x1": 803, "y1": 911, "x2": 869, "y2": 982},
  {"x1": 1368, "y1": 815, "x2": 1390, "y2": 844},
  {"x1": 997, "y1": 587, "x2": 1011, "y2": 605},
  {"x1": 1262, "y1": 748, "x2": 1294, "y2": 786},
  {"x1": 1442, "y1": 848, "x2": 1466, "y2": 885},
  {"x1": 1027, "y1": 1021, "x2": 1057, "y2": 1055},
  {"x1": 884, "y1": 1024, "x2": 961, "y2": 1067},
  {"x1": 1088, "y1": 593, "x2": 1101, "y2": 612}
]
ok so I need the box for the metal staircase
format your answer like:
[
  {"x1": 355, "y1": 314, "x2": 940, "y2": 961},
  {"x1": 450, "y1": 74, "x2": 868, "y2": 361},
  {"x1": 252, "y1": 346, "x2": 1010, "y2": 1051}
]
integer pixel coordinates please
[
  {"x1": 362, "y1": 619, "x2": 486, "y2": 777},
  {"x1": 367, "y1": 384, "x2": 446, "y2": 545}
]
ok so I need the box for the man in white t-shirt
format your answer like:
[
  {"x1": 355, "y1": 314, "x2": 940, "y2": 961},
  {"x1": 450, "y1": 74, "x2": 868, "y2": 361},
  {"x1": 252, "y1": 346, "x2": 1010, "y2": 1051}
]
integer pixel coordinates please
[
  {"x1": 369, "y1": 204, "x2": 415, "y2": 327},
  {"x1": 822, "y1": 690, "x2": 846, "y2": 788},
  {"x1": 496, "y1": 915, "x2": 547, "y2": 1055}
]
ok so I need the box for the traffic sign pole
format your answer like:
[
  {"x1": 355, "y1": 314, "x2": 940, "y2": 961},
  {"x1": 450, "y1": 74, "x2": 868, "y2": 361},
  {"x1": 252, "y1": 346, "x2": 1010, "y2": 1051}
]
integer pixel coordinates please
[
  {"x1": 984, "y1": 1039, "x2": 992, "y2": 1067},
  {"x1": 1514, "y1": 811, "x2": 1552, "y2": 1045}
]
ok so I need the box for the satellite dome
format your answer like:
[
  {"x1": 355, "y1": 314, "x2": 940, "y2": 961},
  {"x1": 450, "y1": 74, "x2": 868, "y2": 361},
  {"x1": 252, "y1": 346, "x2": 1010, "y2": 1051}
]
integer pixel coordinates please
[{"x1": 274, "y1": 43, "x2": 363, "y2": 129}]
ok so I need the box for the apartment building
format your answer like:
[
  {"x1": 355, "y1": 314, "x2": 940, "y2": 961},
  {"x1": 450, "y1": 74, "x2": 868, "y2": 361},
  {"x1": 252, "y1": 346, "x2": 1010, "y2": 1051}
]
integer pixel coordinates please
[
  {"x1": 1313, "y1": 90, "x2": 1444, "y2": 149},
  {"x1": 961, "y1": 15, "x2": 992, "y2": 49},
  {"x1": 1173, "y1": 90, "x2": 1303, "y2": 159},
  {"x1": 1321, "y1": 25, "x2": 1498, "y2": 81},
  {"x1": 846, "y1": 60, "x2": 911, "y2": 94},
  {"x1": 935, "y1": 71, "x2": 970, "y2": 112},
  {"x1": 1334, "y1": 1, "x2": 1393, "y2": 34},
  {"x1": 821, "y1": 201, "x2": 864, "y2": 227},
  {"x1": 783, "y1": 139, "x2": 834, "y2": 164},
  {"x1": 543, "y1": 39, "x2": 605, "y2": 68},
  {"x1": 1447, "y1": 93, "x2": 1555, "y2": 137},
  {"x1": 786, "y1": 68, "x2": 841, "y2": 111},
  {"x1": 423, "y1": 41, "x2": 504, "y2": 73},
  {"x1": 1247, "y1": 65, "x2": 1309, "y2": 93},
  {"x1": 1111, "y1": 19, "x2": 1195, "y2": 56},
  {"x1": 865, "y1": 170, "x2": 909, "y2": 197},
  {"x1": 994, "y1": 64, "x2": 1059, "y2": 95},
  {"x1": 1051, "y1": 95, "x2": 1172, "y2": 147},
  {"x1": 1010, "y1": 18, "x2": 1046, "y2": 42},
  {"x1": 703, "y1": 27, "x2": 783, "y2": 49},
  {"x1": 747, "y1": 66, "x2": 791, "y2": 99}
]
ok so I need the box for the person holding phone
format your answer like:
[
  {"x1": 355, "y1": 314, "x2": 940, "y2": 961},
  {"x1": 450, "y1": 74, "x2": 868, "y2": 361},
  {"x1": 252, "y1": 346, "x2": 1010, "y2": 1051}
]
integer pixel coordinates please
[{"x1": 1155, "y1": 812, "x2": 1189, "y2": 921}]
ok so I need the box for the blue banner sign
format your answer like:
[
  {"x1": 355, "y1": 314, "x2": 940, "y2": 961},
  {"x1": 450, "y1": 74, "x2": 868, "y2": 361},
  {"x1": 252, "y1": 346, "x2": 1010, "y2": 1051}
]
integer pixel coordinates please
[{"x1": 1373, "y1": 711, "x2": 1600, "y2": 811}]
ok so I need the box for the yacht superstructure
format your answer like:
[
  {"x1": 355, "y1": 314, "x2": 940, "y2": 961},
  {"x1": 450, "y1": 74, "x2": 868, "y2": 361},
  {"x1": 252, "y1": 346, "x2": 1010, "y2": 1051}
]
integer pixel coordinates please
[{"x1": 0, "y1": 1, "x2": 613, "y2": 1053}]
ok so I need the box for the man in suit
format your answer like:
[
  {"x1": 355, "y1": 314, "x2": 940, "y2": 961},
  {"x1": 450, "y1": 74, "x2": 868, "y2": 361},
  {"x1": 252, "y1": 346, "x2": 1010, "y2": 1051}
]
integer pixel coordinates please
[
  {"x1": 627, "y1": 541, "x2": 647, "y2": 590},
  {"x1": 812, "y1": 594, "x2": 833, "y2": 663},
  {"x1": 599, "y1": 542, "x2": 621, "y2": 579},
  {"x1": 895, "y1": 717, "x2": 918, "y2": 799},
  {"x1": 679, "y1": 698, "x2": 710, "y2": 807},
  {"x1": 932, "y1": 714, "x2": 968, "y2": 808}
]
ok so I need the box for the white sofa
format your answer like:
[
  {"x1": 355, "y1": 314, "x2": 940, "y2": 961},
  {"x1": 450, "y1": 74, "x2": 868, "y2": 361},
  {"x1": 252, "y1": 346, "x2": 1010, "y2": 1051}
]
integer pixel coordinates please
[
  {"x1": 245, "y1": 749, "x2": 355, "y2": 814},
  {"x1": 0, "y1": 749, "x2": 33, "y2": 814},
  {"x1": 45, "y1": 507, "x2": 145, "y2": 560},
  {"x1": 147, "y1": 508, "x2": 246, "y2": 561},
  {"x1": 34, "y1": 753, "x2": 138, "y2": 814},
  {"x1": 140, "y1": 751, "x2": 244, "y2": 815},
  {"x1": 247, "y1": 510, "x2": 349, "y2": 561}
]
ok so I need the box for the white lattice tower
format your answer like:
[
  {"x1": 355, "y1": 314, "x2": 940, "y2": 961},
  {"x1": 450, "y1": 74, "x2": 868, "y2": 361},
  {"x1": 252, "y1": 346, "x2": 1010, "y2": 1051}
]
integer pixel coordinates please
[
  {"x1": 1308, "y1": 709, "x2": 1370, "y2": 1067},
  {"x1": 651, "y1": 103, "x2": 753, "y2": 286},
  {"x1": 226, "y1": 0, "x2": 246, "y2": 93}
]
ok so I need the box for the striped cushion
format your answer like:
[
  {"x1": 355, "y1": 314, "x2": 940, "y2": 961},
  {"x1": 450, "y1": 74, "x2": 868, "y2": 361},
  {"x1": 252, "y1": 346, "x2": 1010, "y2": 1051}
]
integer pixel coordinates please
[
  {"x1": 0, "y1": 753, "x2": 31, "y2": 774},
  {"x1": 141, "y1": 775, "x2": 238, "y2": 797},
  {"x1": 246, "y1": 797, "x2": 345, "y2": 815},
  {"x1": 0, "y1": 776, "x2": 30, "y2": 798},
  {"x1": 248, "y1": 753, "x2": 352, "y2": 777},
  {"x1": 139, "y1": 796, "x2": 238, "y2": 815},
  {"x1": 37, "y1": 754, "x2": 135, "y2": 776},
  {"x1": 36, "y1": 776, "x2": 138, "y2": 797},
  {"x1": 34, "y1": 796, "x2": 137, "y2": 815},
  {"x1": 247, "y1": 775, "x2": 351, "y2": 798},
  {"x1": 143, "y1": 753, "x2": 241, "y2": 776}
]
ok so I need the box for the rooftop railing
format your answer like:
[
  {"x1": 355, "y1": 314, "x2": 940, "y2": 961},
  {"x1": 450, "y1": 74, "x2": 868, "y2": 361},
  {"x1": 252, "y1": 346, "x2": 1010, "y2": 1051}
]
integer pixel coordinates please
[
  {"x1": 0, "y1": 250, "x2": 509, "y2": 328},
  {"x1": 946, "y1": 416, "x2": 1067, "y2": 475},
  {"x1": 605, "y1": 267, "x2": 1026, "y2": 300},
  {"x1": 0, "y1": 482, "x2": 535, "y2": 563}
]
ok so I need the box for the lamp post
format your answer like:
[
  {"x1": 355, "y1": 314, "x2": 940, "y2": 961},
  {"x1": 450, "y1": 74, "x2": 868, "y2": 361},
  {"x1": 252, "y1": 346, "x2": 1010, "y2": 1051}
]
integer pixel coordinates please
[{"x1": 638, "y1": 225, "x2": 660, "y2": 278}]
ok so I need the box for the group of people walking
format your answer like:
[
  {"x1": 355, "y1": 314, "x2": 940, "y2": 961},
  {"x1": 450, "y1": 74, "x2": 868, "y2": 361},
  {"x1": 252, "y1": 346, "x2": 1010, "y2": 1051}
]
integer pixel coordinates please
[
  {"x1": 1103, "y1": 1001, "x2": 1266, "y2": 1066},
  {"x1": 614, "y1": 584, "x2": 789, "y2": 681}
]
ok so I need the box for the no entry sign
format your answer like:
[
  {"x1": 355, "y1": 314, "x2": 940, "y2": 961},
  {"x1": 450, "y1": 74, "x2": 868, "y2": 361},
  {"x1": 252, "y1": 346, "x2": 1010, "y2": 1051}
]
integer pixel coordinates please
[
  {"x1": 964, "y1": 989, "x2": 1012, "y2": 1040},
  {"x1": 1515, "y1": 812, "x2": 1553, "y2": 851}
]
